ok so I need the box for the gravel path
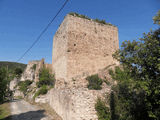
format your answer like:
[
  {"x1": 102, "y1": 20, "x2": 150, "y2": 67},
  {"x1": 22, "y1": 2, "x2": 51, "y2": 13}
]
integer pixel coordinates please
[{"x1": 10, "y1": 100, "x2": 53, "y2": 120}]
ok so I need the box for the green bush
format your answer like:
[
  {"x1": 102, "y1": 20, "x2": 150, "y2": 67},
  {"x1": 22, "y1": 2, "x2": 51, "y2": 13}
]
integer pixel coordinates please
[
  {"x1": 31, "y1": 64, "x2": 36, "y2": 70},
  {"x1": 109, "y1": 67, "x2": 150, "y2": 120},
  {"x1": 18, "y1": 80, "x2": 32, "y2": 95},
  {"x1": 37, "y1": 68, "x2": 55, "y2": 88},
  {"x1": 69, "y1": 12, "x2": 91, "y2": 20},
  {"x1": 69, "y1": 12, "x2": 115, "y2": 27},
  {"x1": 95, "y1": 98, "x2": 111, "y2": 120},
  {"x1": 86, "y1": 74, "x2": 103, "y2": 90},
  {"x1": 34, "y1": 85, "x2": 48, "y2": 99},
  {"x1": 0, "y1": 68, "x2": 10, "y2": 103},
  {"x1": 104, "y1": 80, "x2": 111, "y2": 86},
  {"x1": 94, "y1": 19, "x2": 106, "y2": 24},
  {"x1": 14, "y1": 68, "x2": 23, "y2": 77}
]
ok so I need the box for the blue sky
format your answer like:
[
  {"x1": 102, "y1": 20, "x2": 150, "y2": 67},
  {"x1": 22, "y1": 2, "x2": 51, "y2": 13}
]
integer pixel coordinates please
[{"x1": 0, "y1": 0, "x2": 159, "y2": 64}]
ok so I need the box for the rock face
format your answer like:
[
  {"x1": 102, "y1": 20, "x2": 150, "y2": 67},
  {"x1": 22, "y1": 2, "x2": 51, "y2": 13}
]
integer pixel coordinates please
[{"x1": 50, "y1": 14, "x2": 119, "y2": 120}]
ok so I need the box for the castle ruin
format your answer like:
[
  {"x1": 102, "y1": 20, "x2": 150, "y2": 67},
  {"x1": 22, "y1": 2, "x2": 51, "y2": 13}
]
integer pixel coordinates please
[
  {"x1": 50, "y1": 14, "x2": 119, "y2": 120},
  {"x1": 52, "y1": 14, "x2": 119, "y2": 86}
]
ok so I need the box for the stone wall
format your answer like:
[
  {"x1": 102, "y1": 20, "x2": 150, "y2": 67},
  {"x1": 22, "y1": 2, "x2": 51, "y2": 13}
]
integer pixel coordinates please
[
  {"x1": 51, "y1": 14, "x2": 119, "y2": 120},
  {"x1": 52, "y1": 17, "x2": 68, "y2": 81},
  {"x1": 49, "y1": 14, "x2": 119, "y2": 120},
  {"x1": 45, "y1": 63, "x2": 52, "y2": 73},
  {"x1": 44, "y1": 83, "x2": 111, "y2": 120},
  {"x1": 67, "y1": 15, "x2": 119, "y2": 81},
  {"x1": 20, "y1": 58, "x2": 51, "y2": 82},
  {"x1": 52, "y1": 14, "x2": 119, "y2": 85},
  {"x1": 20, "y1": 60, "x2": 39, "y2": 81}
]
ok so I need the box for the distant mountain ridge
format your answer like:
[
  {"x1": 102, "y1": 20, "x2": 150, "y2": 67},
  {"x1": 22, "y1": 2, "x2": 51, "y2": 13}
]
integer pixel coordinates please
[{"x1": 0, "y1": 61, "x2": 27, "y2": 71}]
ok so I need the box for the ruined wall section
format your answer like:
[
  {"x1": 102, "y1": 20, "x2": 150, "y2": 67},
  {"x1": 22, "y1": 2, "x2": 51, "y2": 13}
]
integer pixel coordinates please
[
  {"x1": 45, "y1": 63, "x2": 52, "y2": 73},
  {"x1": 52, "y1": 16, "x2": 69, "y2": 83},
  {"x1": 67, "y1": 15, "x2": 119, "y2": 81},
  {"x1": 21, "y1": 60, "x2": 40, "y2": 81},
  {"x1": 20, "y1": 58, "x2": 49, "y2": 82},
  {"x1": 47, "y1": 84, "x2": 110, "y2": 120}
]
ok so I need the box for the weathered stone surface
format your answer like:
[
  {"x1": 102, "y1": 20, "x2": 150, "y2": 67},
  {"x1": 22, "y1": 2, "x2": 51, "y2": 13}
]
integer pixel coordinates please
[
  {"x1": 20, "y1": 58, "x2": 52, "y2": 82},
  {"x1": 35, "y1": 94, "x2": 49, "y2": 104},
  {"x1": 14, "y1": 89, "x2": 24, "y2": 98},
  {"x1": 47, "y1": 84, "x2": 110, "y2": 120},
  {"x1": 51, "y1": 14, "x2": 119, "y2": 120},
  {"x1": 52, "y1": 14, "x2": 119, "y2": 86},
  {"x1": 10, "y1": 77, "x2": 19, "y2": 91},
  {"x1": 20, "y1": 60, "x2": 39, "y2": 81}
]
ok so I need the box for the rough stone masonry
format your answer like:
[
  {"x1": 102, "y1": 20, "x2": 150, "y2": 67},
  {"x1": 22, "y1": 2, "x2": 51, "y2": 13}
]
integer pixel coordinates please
[
  {"x1": 52, "y1": 14, "x2": 119, "y2": 86},
  {"x1": 50, "y1": 14, "x2": 119, "y2": 120}
]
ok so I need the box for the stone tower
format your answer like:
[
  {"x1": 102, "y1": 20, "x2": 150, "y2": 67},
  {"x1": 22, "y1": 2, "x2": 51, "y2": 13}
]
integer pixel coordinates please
[
  {"x1": 52, "y1": 14, "x2": 119, "y2": 84},
  {"x1": 50, "y1": 13, "x2": 119, "y2": 120}
]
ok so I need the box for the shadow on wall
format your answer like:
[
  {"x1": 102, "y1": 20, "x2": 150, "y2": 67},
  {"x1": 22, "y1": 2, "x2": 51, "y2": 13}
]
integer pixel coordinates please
[{"x1": 1, "y1": 110, "x2": 46, "y2": 120}]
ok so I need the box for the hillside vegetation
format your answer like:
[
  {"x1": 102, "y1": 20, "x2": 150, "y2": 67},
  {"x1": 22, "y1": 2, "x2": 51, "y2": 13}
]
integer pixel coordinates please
[
  {"x1": 0, "y1": 61, "x2": 26, "y2": 103},
  {"x1": 0, "y1": 61, "x2": 26, "y2": 71}
]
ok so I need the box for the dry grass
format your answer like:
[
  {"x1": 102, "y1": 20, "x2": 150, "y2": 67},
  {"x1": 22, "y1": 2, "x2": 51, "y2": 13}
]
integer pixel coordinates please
[{"x1": 0, "y1": 102, "x2": 11, "y2": 120}]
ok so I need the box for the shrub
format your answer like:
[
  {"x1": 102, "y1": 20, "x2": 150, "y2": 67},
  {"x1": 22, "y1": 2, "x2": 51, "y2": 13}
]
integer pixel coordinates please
[
  {"x1": 0, "y1": 68, "x2": 9, "y2": 103},
  {"x1": 69, "y1": 12, "x2": 116, "y2": 27},
  {"x1": 34, "y1": 85, "x2": 48, "y2": 99},
  {"x1": 104, "y1": 80, "x2": 111, "y2": 86},
  {"x1": 95, "y1": 98, "x2": 111, "y2": 120},
  {"x1": 18, "y1": 80, "x2": 32, "y2": 95},
  {"x1": 109, "y1": 67, "x2": 150, "y2": 120},
  {"x1": 94, "y1": 19, "x2": 106, "y2": 24},
  {"x1": 37, "y1": 68, "x2": 55, "y2": 88},
  {"x1": 14, "y1": 68, "x2": 23, "y2": 77},
  {"x1": 31, "y1": 64, "x2": 36, "y2": 70},
  {"x1": 69, "y1": 12, "x2": 91, "y2": 20},
  {"x1": 86, "y1": 74, "x2": 103, "y2": 90}
]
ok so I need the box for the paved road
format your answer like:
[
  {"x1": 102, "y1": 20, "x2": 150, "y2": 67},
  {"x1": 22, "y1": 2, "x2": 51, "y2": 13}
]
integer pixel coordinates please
[{"x1": 10, "y1": 100, "x2": 53, "y2": 120}]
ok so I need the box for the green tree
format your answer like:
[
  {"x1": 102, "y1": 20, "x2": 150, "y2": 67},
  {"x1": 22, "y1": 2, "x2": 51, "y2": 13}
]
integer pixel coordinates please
[
  {"x1": 0, "y1": 68, "x2": 10, "y2": 103},
  {"x1": 37, "y1": 67, "x2": 55, "y2": 88},
  {"x1": 109, "y1": 67, "x2": 149, "y2": 120},
  {"x1": 153, "y1": 10, "x2": 160, "y2": 25},
  {"x1": 33, "y1": 85, "x2": 48, "y2": 99},
  {"x1": 18, "y1": 80, "x2": 32, "y2": 95},
  {"x1": 95, "y1": 98, "x2": 111, "y2": 120},
  {"x1": 14, "y1": 68, "x2": 23, "y2": 77},
  {"x1": 110, "y1": 11, "x2": 160, "y2": 120}
]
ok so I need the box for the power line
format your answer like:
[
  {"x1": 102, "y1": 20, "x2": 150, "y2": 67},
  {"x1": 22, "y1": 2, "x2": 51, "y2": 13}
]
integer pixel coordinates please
[{"x1": 17, "y1": 0, "x2": 69, "y2": 62}]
